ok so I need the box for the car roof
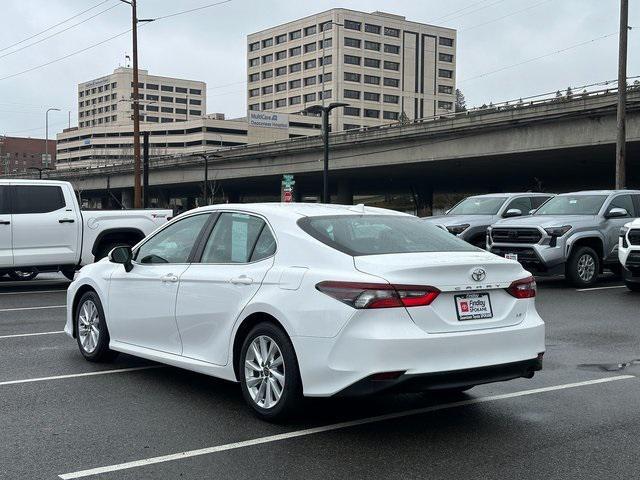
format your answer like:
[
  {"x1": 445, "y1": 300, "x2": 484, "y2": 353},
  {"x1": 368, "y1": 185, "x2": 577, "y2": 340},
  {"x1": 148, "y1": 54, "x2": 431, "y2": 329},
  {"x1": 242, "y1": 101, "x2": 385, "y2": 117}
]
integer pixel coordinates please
[
  {"x1": 0, "y1": 179, "x2": 70, "y2": 185},
  {"x1": 557, "y1": 190, "x2": 640, "y2": 196},
  {"x1": 468, "y1": 192, "x2": 553, "y2": 198}
]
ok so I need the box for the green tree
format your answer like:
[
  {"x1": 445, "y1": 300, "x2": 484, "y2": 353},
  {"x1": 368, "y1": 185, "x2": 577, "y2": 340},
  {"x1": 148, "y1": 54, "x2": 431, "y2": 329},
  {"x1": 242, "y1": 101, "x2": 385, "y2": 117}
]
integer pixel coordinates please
[{"x1": 455, "y1": 89, "x2": 467, "y2": 112}]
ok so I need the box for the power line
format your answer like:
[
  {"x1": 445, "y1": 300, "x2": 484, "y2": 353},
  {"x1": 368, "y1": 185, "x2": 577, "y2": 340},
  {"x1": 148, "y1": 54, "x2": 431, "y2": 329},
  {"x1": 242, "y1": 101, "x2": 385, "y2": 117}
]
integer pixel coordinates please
[
  {"x1": 0, "y1": 0, "x2": 112, "y2": 53},
  {"x1": 432, "y1": 0, "x2": 496, "y2": 22},
  {"x1": 439, "y1": 0, "x2": 509, "y2": 24},
  {"x1": 459, "y1": 31, "x2": 620, "y2": 83},
  {"x1": 151, "y1": 0, "x2": 233, "y2": 21},
  {"x1": 0, "y1": 3, "x2": 122, "y2": 61},
  {"x1": 459, "y1": 0, "x2": 553, "y2": 32}
]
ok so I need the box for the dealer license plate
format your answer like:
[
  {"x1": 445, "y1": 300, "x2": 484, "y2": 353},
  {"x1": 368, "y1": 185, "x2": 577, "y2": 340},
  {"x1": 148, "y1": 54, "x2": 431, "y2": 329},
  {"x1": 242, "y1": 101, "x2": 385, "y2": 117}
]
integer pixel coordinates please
[
  {"x1": 504, "y1": 253, "x2": 518, "y2": 261},
  {"x1": 455, "y1": 293, "x2": 493, "y2": 321}
]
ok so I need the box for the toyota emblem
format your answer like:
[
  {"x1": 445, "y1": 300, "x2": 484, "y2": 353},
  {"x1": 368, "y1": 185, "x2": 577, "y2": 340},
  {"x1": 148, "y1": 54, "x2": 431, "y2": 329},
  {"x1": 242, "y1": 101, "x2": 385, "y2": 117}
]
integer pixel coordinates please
[{"x1": 471, "y1": 268, "x2": 486, "y2": 282}]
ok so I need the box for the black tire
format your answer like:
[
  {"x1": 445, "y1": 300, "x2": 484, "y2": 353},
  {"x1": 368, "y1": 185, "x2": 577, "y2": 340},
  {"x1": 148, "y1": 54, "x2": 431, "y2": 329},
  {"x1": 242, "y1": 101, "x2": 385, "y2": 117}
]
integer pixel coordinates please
[
  {"x1": 238, "y1": 322, "x2": 303, "y2": 422},
  {"x1": 566, "y1": 246, "x2": 600, "y2": 287},
  {"x1": 8, "y1": 269, "x2": 38, "y2": 281},
  {"x1": 625, "y1": 280, "x2": 640, "y2": 292},
  {"x1": 61, "y1": 268, "x2": 76, "y2": 281},
  {"x1": 75, "y1": 291, "x2": 117, "y2": 362},
  {"x1": 95, "y1": 242, "x2": 131, "y2": 262}
]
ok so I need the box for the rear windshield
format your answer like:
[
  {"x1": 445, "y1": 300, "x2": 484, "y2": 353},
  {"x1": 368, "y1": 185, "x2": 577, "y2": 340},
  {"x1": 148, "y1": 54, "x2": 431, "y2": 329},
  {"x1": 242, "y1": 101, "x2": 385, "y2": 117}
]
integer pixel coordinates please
[
  {"x1": 298, "y1": 215, "x2": 477, "y2": 256},
  {"x1": 535, "y1": 195, "x2": 607, "y2": 215},
  {"x1": 448, "y1": 196, "x2": 506, "y2": 215}
]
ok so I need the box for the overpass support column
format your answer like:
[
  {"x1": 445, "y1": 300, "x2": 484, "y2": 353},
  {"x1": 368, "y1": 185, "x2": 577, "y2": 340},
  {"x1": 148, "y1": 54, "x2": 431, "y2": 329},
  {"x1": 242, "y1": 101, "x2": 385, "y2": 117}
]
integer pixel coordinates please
[
  {"x1": 412, "y1": 185, "x2": 433, "y2": 217},
  {"x1": 121, "y1": 189, "x2": 133, "y2": 209},
  {"x1": 335, "y1": 178, "x2": 353, "y2": 205}
]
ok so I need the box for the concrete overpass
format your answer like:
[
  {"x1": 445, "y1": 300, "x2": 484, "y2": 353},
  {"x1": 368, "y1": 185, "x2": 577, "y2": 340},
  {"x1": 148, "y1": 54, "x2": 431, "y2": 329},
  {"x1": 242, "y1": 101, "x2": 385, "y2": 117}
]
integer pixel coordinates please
[{"x1": 42, "y1": 87, "x2": 640, "y2": 211}]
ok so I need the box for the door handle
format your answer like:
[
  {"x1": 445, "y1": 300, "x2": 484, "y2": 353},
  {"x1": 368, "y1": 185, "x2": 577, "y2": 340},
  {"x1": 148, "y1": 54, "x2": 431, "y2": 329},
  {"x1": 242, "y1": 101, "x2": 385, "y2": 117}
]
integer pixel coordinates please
[
  {"x1": 230, "y1": 275, "x2": 253, "y2": 285},
  {"x1": 160, "y1": 274, "x2": 179, "y2": 283},
  {"x1": 59, "y1": 218, "x2": 75, "y2": 223},
  {"x1": 0, "y1": 220, "x2": 9, "y2": 225}
]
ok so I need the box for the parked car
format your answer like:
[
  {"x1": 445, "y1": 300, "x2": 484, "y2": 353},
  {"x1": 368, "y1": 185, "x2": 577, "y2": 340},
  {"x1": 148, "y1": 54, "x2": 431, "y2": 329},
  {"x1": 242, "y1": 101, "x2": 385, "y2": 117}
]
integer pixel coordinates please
[
  {"x1": 422, "y1": 193, "x2": 554, "y2": 248},
  {"x1": 488, "y1": 190, "x2": 640, "y2": 287},
  {"x1": 66, "y1": 203, "x2": 545, "y2": 421},
  {"x1": 0, "y1": 179, "x2": 172, "y2": 281},
  {"x1": 619, "y1": 218, "x2": 640, "y2": 291}
]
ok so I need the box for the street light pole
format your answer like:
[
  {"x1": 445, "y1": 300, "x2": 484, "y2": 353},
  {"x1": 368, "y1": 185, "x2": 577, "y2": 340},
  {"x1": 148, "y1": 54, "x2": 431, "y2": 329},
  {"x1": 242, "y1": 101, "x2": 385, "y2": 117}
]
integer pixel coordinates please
[
  {"x1": 45, "y1": 107, "x2": 60, "y2": 166},
  {"x1": 198, "y1": 153, "x2": 222, "y2": 205},
  {"x1": 615, "y1": 0, "x2": 629, "y2": 189}
]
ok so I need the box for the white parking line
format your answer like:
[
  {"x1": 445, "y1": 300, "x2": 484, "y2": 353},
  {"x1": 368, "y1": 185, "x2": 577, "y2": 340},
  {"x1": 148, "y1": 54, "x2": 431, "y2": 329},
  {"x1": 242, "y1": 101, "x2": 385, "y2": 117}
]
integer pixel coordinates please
[
  {"x1": 0, "y1": 330, "x2": 64, "y2": 339},
  {"x1": 58, "y1": 374, "x2": 635, "y2": 479},
  {"x1": 576, "y1": 285, "x2": 626, "y2": 292},
  {"x1": 0, "y1": 305, "x2": 65, "y2": 313},
  {"x1": 0, "y1": 289, "x2": 66, "y2": 295},
  {"x1": 0, "y1": 365, "x2": 162, "y2": 387}
]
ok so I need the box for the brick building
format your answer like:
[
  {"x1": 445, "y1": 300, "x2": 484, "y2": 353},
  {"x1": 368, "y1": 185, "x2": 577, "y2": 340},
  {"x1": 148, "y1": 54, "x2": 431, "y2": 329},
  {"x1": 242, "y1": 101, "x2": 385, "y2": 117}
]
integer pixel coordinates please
[{"x1": 0, "y1": 136, "x2": 56, "y2": 175}]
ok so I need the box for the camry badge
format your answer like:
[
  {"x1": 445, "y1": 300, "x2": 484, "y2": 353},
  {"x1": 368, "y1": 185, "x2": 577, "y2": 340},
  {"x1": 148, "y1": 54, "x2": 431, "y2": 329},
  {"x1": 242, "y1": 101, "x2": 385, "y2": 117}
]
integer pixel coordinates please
[{"x1": 471, "y1": 268, "x2": 486, "y2": 282}]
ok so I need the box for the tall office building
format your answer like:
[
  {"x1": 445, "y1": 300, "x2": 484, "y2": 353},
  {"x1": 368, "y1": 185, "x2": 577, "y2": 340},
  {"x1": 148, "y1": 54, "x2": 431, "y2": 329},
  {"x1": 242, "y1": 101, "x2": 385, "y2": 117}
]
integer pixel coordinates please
[{"x1": 246, "y1": 9, "x2": 457, "y2": 131}]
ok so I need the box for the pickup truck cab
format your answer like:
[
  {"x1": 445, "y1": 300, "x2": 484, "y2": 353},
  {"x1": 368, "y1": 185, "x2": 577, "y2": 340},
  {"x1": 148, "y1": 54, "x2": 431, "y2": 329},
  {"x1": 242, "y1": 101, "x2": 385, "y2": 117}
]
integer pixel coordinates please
[
  {"x1": 0, "y1": 179, "x2": 172, "y2": 280},
  {"x1": 488, "y1": 190, "x2": 640, "y2": 287}
]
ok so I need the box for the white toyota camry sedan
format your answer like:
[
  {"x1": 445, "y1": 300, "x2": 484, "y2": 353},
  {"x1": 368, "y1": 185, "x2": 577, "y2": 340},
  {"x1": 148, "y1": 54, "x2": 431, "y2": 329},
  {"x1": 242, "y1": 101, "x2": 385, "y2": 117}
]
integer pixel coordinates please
[{"x1": 66, "y1": 203, "x2": 545, "y2": 420}]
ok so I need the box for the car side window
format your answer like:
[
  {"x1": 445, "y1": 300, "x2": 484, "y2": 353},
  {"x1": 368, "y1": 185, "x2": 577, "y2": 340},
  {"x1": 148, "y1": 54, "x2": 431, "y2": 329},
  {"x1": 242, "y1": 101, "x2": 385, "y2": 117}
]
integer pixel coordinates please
[
  {"x1": 531, "y1": 196, "x2": 552, "y2": 209},
  {"x1": 608, "y1": 195, "x2": 635, "y2": 217},
  {"x1": 200, "y1": 212, "x2": 267, "y2": 264},
  {"x1": 505, "y1": 197, "x2": 532, "y2": 215},
  {"x1": 12, "y1": 185, "x2": 65, "y2": 214},
  {"x1": 0, "y1": 186, "x2": 9, "y2": 215},
  {"x1": 250, "y1": 226, "x2": 276, "y2": 262},
  {"x1": 134, "y1": 214, "x2": 210, "y2": 264}
]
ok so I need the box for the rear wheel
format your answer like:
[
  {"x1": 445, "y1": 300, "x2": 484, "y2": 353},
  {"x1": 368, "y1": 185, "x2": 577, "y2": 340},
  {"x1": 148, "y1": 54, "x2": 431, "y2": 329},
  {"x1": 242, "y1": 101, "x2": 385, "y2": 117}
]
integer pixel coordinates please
[
  {"x1": 624, "y1": 280, "x2": 640, "y2": 292},
  {"x1": 566, "y1": 246, "x2": 600, "y2": 287},
  {"x1": 8, "y1": 269, "x2": 38, "y2": 281},
  {"x1": 239, "y1": 322, "x2": 302, "y2": 421},
  {"x1": 75, "y1": 291, "x2": 117, "y2": 362}
]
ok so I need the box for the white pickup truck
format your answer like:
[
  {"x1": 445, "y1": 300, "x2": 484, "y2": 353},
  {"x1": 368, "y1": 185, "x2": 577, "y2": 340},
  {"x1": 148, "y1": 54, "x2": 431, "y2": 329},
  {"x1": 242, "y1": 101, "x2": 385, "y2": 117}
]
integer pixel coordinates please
[{"x1": 0, "y1": 179, "x2": 172, "y2": 281}]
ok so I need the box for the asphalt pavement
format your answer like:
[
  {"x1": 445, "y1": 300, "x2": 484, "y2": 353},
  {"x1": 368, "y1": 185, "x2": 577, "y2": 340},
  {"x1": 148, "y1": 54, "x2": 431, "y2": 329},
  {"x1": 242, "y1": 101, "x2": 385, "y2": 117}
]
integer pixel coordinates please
[{"x1": 1, "y1": 273, "x2": 638, "y2": 479}]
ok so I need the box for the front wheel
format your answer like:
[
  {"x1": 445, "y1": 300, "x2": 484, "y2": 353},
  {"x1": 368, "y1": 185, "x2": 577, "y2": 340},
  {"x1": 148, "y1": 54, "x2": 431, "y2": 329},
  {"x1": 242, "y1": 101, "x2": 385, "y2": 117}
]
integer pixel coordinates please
[
  {"x1": 239, "y1": 322, "x2": 302, "y2": 421},
  {"x1": 75, "y1": 291, "x2": 117, "y2": 362},
  {"x1": 8, "y1": 269, "x2": 38, "y2": 281},
  {"x1": 625, "y1": 280, "x2": 640, "y2": 292},
  {"x1": 566, "y1": 246, "x2": 600, "y2": 287}
]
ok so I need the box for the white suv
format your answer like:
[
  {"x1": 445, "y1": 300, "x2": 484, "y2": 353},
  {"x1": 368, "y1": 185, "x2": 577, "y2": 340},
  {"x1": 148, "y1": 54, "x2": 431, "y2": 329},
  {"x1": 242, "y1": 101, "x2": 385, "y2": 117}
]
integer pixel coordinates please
[{"x1": 619, "y1": 218, "x2": 640, "y2": 291}]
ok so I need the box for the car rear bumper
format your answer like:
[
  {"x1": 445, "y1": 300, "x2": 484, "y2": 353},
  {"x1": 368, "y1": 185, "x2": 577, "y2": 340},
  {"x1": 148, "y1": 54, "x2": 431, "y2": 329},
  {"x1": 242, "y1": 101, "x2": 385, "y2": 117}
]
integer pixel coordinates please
[{"x1": 292, "y1": 306, "x2": 545, "y2": 397}]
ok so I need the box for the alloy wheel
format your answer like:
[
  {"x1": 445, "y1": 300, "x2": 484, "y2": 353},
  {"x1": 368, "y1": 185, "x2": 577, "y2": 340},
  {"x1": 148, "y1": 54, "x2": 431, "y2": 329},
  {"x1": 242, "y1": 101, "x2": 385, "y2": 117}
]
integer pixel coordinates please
[
  {"x1": 244, "y1": 335, "x2": 285, "y2": 409},
  {"x1": 78, "y1": 300, "x2": 100, "y2": 354},
  {"x1": 577, "y1": 253, "x2": 596, "y2": 282}
]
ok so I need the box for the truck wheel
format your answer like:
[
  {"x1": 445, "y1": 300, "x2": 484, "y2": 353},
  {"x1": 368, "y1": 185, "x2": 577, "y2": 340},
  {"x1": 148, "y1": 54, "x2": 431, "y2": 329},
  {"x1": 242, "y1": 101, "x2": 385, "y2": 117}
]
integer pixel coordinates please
[
  {"x1": 566, "y1": 246, "x2": 600, "y2": 287},
  {"x1": 624, "y1": 280, "x2": 640, "y2": 292},
  {"x1": 8, "y1": 269, "x2": 38, "y2": 281}
]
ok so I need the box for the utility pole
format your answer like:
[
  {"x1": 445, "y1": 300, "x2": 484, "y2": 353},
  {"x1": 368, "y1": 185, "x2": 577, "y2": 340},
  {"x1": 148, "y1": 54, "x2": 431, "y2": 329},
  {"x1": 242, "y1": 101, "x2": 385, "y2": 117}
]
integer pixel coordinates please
[
  {"x1": 45, "y1": 107, "x2": 60, "y2": 166},
  {"x1": 615, "y1": 0, "x2": 629, "y2": 189},
  {"x1": 142, "y1": 131, "x2": 149, "y2": 208}
]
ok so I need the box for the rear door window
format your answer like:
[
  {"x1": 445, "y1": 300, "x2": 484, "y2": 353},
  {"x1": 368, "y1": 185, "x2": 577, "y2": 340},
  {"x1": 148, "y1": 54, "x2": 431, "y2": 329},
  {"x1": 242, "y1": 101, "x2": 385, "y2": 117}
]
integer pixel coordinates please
[
  {"x1": 200, "y1": 213, "x2": 268, "y2": 263},
  {"x1": 12, "y1": 185, "x2": 65, "y2": 214},
  {"x1": 0, "y1": 186, "x2": 9, "y2": 215}
]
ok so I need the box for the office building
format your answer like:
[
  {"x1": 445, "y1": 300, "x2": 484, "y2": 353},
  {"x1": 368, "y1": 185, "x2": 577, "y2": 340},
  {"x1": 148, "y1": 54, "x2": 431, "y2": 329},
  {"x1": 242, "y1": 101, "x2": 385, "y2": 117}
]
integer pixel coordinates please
[{"x1": 0, "y1": 136, "x2": 56, "y2": 175}]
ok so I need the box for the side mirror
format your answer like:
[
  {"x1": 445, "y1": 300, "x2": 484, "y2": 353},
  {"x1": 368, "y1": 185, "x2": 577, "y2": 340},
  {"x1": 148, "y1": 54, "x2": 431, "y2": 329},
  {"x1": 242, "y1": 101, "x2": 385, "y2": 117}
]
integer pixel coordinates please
[
  {"x1": 108, "y1": 246, "x2": 133, "y2": 272},
  {"x1": 606, "y1": 207, "x2": 628, "y2": 218},
  {"x1": 503, "y1": 208, "x2": 522, "y2": 218}
]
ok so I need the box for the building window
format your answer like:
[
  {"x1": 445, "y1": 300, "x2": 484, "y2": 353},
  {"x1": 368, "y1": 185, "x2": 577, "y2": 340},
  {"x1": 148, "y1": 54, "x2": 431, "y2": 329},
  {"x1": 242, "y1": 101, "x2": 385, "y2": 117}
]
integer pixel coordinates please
[
  {"x1": 344, "y1": 89, "x2": 361, "y2": 99},
  {"x1": 303, "y1": 93, "x2": 316, "y2": 102},
  {"x1": 111, "y1": 93, "x2": 116, "y2": 99},
  {"x1": 363, "y1": 91, "x2": 380, "y2": 102},
  {"x1": 364, "y1": 58, "x2": 380, "y2": 68},
  {"x1": 304, "y1": 25, "x2": 316, "y2": 36},
  {"x1": 147, "y1": 105, "x2": 159, "y2": 112},
  {"x1": 189, "y1": 88, "x2": 201, "y2": 95},
  {"x1": 262, "y1": 85, "x2": 273, "y2": 94},
  {"x1": 147, "y1": 83, "x2": 159, "y2": 90},
  {"x1": 344, "y1": 20, "x2": 361, "y2": 31},
  {"x1": 161, "y1": 118, "x2": 174, "y2": 123},
  {"x1": 289, "y1": 30, "x2": 301, "y2": 40},
  {"x1": 318, "y1": 89, "x2": 332, "y2": 99},
  {"x1": 364, "y1": 23, "x2": 381, "y2": 34},
  {"x1": 318, "y1": 72, "x2": 332, "y2": 82},
  {"x1": 249, "y1": 103, "x2": 260, "y2": 111},
  {"x1": 289, "y1": 46, "x2": 301, "y2": 57},
  {"x1": 249, "y1": 88, "x2": 259, "y2": 97},
  {"x1": 289, "y1": 95, "x2": 301, "y2": 105},
  {"x1": 147, "y1": 116, "x2": 159, "y2": 122},
  {"x1": 383, "y1": 94, "x2": 399, "y2": 104},
  {"x1": 438, "y1": 84, "x2": 453, "y2": 94},
  {"x1": 304, "y1": 42, "x2": 316, "y2": 53},
  {"x1": 276, "y1": 66, "x2": 287, "y2": 76},
  {"x1": 344, "y1": 72, "x2": 361, "y2": 82},
  {"x1": 344, "y1": 54, "x2": 361, "y2": 65},
  {"x1": 275, "y1": 98, "x2": 286, "y2": 107},
  {"x1": 289, "y1": 79, "x2": 301, "y2": 89},
  {"x1": 438, "y1": 69, "x2": 453, "y2": 78},
  {"x1": 319, "y1": 37, "x2": 332, "y2": 49},
  {"x1": 276, "y1": 33, "x2": 287, "y2": 44},
  {"x1": 439, "y1": 53, "x2": 454, "y2": 62},
  {"x1": 344, "y1": 37, "x2": 361, "y2": 48},
  {"x1": 189, "y1": 99, "x2": 201, "y2": 105},
  {"x1": 262, "y1": 38, "x2": 273, "y2": 48},
  {"x1": 384, "y1": 27, "x2": 400, "y2": 37},
  {"x1": 289, "y1": 63, "x2": 301, "y2": 73},
  {"x1": 249, "y1": 73, "x2": 259, "y2": 82},
  {"x1": 364, "y1": 108, "x2": 380, "y2": 118},
  {"x1": 111, "y1": 82, "x2": 117, "y2": 88},
  {"x1": 343, "y1": 106, "x2": 360, "y2": 116},
  {"x1": 161, "y1": 96, "x2": 173, "y2": 102},
  {"x1": 383, "y1": 77, "x2": 399, "y2": 87},
  {"x1": 161, "y1": 107, "x2": 173, "y2": 113},
  {"x1": 262, "y1": 101, "x2": 273, "y2": 110},
  {"x1": 189, "y1": 110, "x2": 201, "y2": 116},
  {"x1": 383, "y1": 111, "x2": 399, "y2": 120},
  {"x1": 320, "y1": 21, "x2": 332, "y2": 32},
  {"x1": 111, "y1": 115, "x2": 117, "y2": 121},
  {"x1": 364, "y1": 75, "x2": 380, "y2": 85},
  {"x1": 262, "y1": 70, "x2": 273, "y2": 79},
  {"x1": 439, "y1": 37, "x2": 454, "y2": 47},
  {"x1": 384, "y1": 44, "x2": 400, "y2": 54},
  {"x1": 384, "y1": 61, "x2": 400, "y2": 71},
  {"x1": 249, "y1": 41, "x2": 260, "y2": 52},
  {"x1": 364, "y1": 40, "x2": 380, "y2": 51},
  {"x1": 176, "y1": 108, "x2": 187, "y2": 114},
  {"x1": 176, "y1": 97, "x2": 187, "y2": 104},
  {"x1": 79, "y1": 91, "x2": 84, "y2": 97},
  {"x1": 275, "y1": 50, "x2": 287, "y2": 60},
  {"x1": 319, "y1": 55, "x2": 332, "y2": 65},
  {"x1": 304, "y1": 59, "x2": 317, "y2": 69},
  {"x1": 147, "y1": 94, "x2": 159, "y2": 101},
  {"x1": 438, "y1": 101, "x2": 453, "y2": 110},
  {"x1": 275, "y1": 82, "x2": 287, "y2": 92},
  {"x1": 176, "y1": 86, "x2": 187, "y2": 93},
  {"x1": 304, "y1": 76, "x2": 316, "y2": 86},
  {"x1": 262, "y1": 53, "x2": 273, "y2": 63},
  {"x1": 343, "y1": 124, "x2": 361, "y2": 130},
  {"x1": 161, "y1": 85, "x2": 174, "y2": 92}
]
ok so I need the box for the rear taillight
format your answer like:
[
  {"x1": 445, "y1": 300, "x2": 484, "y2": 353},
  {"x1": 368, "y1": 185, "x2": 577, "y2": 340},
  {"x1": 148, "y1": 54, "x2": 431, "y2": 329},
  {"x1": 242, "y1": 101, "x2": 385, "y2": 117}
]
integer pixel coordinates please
[
  {"x1": 316, "y1": 281, "x2": 439, "y2": 309},
  {"x1": 506, "y1": 276, "x2": 536, "y2": 299}
]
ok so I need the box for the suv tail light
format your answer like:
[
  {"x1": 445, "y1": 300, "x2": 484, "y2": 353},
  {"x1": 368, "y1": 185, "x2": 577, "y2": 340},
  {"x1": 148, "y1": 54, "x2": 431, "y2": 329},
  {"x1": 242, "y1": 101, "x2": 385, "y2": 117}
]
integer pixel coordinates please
[
  {"x1": 506, "y1": 276, "x2": 536, "y2": 299},
  {"x1": 316, "y1": 281, "x2": 440, "y2": 309}
]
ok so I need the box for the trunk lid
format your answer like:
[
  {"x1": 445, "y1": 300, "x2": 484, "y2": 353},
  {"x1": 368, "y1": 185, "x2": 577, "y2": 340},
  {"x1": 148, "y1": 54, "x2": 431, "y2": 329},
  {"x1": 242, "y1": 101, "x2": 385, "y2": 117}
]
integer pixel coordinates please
[{"x1": 354, "y1": 251, "x2": 529, "y2": 334}]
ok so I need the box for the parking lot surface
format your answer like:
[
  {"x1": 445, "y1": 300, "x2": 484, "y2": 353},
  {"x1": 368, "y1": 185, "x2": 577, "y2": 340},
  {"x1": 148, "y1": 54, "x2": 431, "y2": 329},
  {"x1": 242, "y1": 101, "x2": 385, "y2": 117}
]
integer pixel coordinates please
[{"x1": 1, "y1": 274, "x2": 638, "y2": 479}]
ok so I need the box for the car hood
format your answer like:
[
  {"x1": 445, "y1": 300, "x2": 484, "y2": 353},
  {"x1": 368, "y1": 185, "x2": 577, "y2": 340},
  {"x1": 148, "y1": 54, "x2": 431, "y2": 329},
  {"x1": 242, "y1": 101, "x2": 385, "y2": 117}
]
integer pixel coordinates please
[
  {"x1": 422, "y1": 214, "x2": 496, "y2": 227},
  {"x1": 492, "y1": 215, "x2": 597, "y2": 228}
]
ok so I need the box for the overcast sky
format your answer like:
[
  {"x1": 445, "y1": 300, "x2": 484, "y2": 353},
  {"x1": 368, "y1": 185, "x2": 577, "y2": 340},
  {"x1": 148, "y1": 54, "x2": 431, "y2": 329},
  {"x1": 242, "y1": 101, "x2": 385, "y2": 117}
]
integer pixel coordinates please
[{"x1": 0, "y1": 0, "x2": 637, "y2": 139}]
